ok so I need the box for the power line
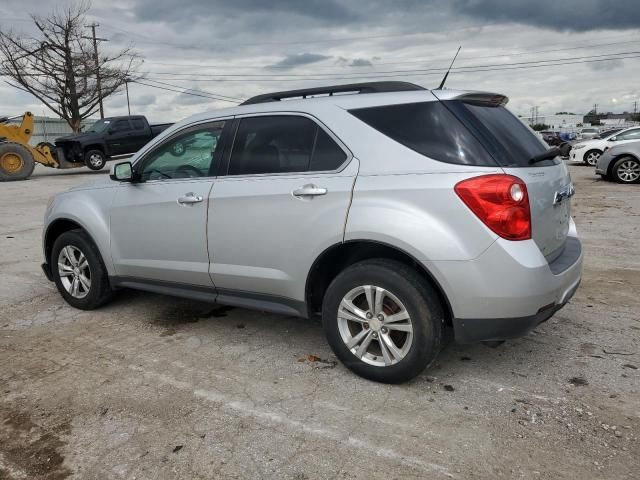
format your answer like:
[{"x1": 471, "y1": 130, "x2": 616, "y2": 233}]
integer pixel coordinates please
[
  {"x1": 132, "y1": 80, "x2": 240, "y2": 103},
  {"x1": 141, "y1": 38, "x2": 640, "y2": 71},
  {"x1": 139, "y1": 54, "x2": 640, "y2": 83},
  {"x1": 141, "y1": 78, "x2": 243, "y2": 102},
  {"x1": 138, "y1": 50, "x2": 640, "y2": 80}
]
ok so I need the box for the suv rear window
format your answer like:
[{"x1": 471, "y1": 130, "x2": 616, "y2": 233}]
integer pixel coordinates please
[
  {"x1": 350, "y1": 100, "x2": 553, "y2": 168},
  {"x1": 447, "y1": 101, "x2": 552, "y2": 167},
  {"x1": 349, "y1": 102, "x2": 496, "y2": 166}
]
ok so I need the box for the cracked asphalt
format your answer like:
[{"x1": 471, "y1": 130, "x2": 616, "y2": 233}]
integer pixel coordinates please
[{"x1": 0, "y1": 163, "x2": 638, "y2": 479}]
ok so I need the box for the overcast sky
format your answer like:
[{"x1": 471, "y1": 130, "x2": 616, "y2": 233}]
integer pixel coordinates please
[{"x1": 1, "y1": 0, "x2": 639, "y2": 123}]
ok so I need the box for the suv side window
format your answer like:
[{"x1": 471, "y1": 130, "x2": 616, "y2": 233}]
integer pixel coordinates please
[
  {"x1": 227, "y1": 115, "x2": 347, "y2": 175},
  {"x1": 350, "y1": 101, "x2": 497, "y2": 167},
  {"x1": 131, "y1": 118, "x2": 145, "y2": 130},
  {"x1": 111, "y1": 119, "x2": 131, "y2": 133},
  {"x1": 139, "y1": 121, "x2": 225, "y2": 181}
]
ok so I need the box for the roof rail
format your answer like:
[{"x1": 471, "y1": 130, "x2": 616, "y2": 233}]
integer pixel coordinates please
[{"x1": 240, "y1": 81, "x2": 426, "y2": 105}]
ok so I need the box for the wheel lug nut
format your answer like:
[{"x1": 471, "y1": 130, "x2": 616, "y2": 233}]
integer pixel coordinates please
[
  {"x1": 372, "y1": 332, "x2": 378, "y2": 338},
  {"x1": 363, "y1": 322, "x2": 369, "y2": 329},
  {"x1": 381, "y1": 327, "x2": 387, "y2": 334},
  {"x1": 366, "y1": 312, "x2": 373, "y2": 319},
  {"x1": 377, "y1": 314, "x2": 384, "y2": 321}
]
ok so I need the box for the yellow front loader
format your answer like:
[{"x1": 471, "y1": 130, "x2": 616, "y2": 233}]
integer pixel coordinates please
[{"x1": 0, "y1": 111, "x2": 80, "y2": 182}]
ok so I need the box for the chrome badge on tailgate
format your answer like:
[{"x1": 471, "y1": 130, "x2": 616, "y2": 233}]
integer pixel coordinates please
[{"x1": 553, "y1": 183, "x2": 575, "y2": 206}]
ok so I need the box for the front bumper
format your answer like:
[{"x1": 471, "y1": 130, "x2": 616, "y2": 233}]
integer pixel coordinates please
[{"x1": 595, "y1": 153, "x2": 614, "y2": 175}]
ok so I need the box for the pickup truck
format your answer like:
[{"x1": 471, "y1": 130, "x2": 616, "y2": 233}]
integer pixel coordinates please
[{"x1": 55, "y1": 116, "x2": 173, "y2": 170}]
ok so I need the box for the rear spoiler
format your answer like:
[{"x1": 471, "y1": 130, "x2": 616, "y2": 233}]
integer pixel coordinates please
[{"x1": 433, "y1": 91, "x2": 509, "y2": 107}]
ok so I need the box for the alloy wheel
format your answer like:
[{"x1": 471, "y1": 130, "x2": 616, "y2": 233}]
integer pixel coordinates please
[
  {"x1": 586, "y1": 151, "x2": 600, "y2": 165},
  {"x1": 89, "y1": 153, "x2": 103, "y2": 168},
  {"x1": 57, "y1": 245, "x2": 91, "y2": 299},
  {"x1": 617, "y1": 160, "x2": 640, "y2": 183},
  {"x1": 337, "y1": 285, "x2": 413, "y2": 367}
]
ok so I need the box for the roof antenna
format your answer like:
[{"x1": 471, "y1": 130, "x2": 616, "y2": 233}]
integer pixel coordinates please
[{"x1": 436, "y1": 46, "x2": 461, "y2": 90}]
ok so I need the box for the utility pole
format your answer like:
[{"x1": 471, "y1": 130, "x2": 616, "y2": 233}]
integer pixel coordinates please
[
  {"x1": 83, "y1": 23, "x2": 108, "y2": 118},
  {"x1": 593, "y1": 104, "x2": 598, "y2": 115},
  {"x1": 125, "y1": 77, "x2": 131, "y2": 116},
  {"x1": 634, "y1": 101, "x2": 637, "y2": 115},
  {"x1": 534, "y1": 106, "x2": 539, "y2": 125}
]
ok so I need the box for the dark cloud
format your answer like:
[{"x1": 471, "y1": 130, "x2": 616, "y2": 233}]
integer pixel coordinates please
[
  {"x1": 349, "y1": 58, "x2": 373, "y2": 67},
  {"x1": 452, "y1": 0, "x2": 640, "y2": 31},
  {"x1": 268, "y1": 53, "x2": 331, "y2": 70},
  {"x1": 134, "y1": 0, "x2": 358, "y2": 25},
  {"x1": 589, "y1": 59, "x2": 624, "y2": 72}
]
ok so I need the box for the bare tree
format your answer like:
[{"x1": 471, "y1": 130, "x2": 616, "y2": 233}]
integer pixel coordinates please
[{"x1": 0, "y1": 2, "x2": 140, "y2": 132}]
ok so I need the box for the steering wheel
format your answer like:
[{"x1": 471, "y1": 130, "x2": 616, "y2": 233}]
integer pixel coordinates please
[{"x1": 174, "y1": 164, "x2": 201, "y2": 178}]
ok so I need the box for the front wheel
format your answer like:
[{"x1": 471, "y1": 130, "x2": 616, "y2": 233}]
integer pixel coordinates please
[
  {"x1": 583, "y1": 149, "x2": 601, "y2": 166},
  {"x1": 84, "y1": 149, "x2": 106, "y2": 170},
  {"x1": 51, "y1": 230, "x2": 113, "y2": 309},
  {"x1": 0, "y1": 142, "x2": 35, "y2": 181},
  {"x1": 322, "y1": 259, "x2": 443, "y2": 383},
  {"x1": 612, "y1": 156, "x2": 640, "y2": 184}
]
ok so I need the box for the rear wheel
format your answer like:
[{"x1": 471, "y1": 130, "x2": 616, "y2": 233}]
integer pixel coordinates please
[
  {"x1": 584, "y1": 149, "x2": 601, "y2": 166},
  {"x1": 0, "y1": 142, "x2": 35, "y2": 181},
  {"x1": 612, "y1": 156, "x2": 640, "y2": 184},
  {"x1": 322, "y1": 259, "x2": 443, "y2": 383},
  {"x1": 51, "y1": 230, "x2": 113, "y2": 309},
  {"x1": 84, "y1": 149, "x2": 106, "y2": 170}
]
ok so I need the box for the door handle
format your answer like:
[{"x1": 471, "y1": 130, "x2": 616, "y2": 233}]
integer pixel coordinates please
[
  {"x1": 292, "y1": 184, "x2": 328, "y2": 197},
  {"x1": 177, "y1": 192, "x2": 204, "y2": 205}
]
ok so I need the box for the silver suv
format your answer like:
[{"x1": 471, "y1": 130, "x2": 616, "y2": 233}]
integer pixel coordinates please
[{"x1": 42, "y1": 82, "x2": 583, "y2": 383}]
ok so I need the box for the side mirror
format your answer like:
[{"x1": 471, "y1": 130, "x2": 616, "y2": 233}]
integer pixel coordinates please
[{"x1": 110, "y1": 161, "x2": 134, "y2": 182}]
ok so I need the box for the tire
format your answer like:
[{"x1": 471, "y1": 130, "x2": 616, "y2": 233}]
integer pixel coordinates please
[
  {"x1": 84, "y1": 149, "x2": 106, "y2": 170},
  {"x1": 322, "y1": 259, "x2": 443, "y2": 383},
  {"x1": 51, "y1": 229, "x2": 113, "y2": 310},
  {"x1": 611, "y1": 156, "x2": 640, "y2": 184},
  {"x1": 0, "y1": 142, "x2": 35, "y2": 181},
  {"x1": 583, "y1": 149, "x2": 602, "y2": 166},
  {"x1": 171, "y1": 141, "x2": 186, "y2": 156}
]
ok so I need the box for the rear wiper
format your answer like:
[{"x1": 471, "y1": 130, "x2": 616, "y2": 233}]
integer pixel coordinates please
[{"x1": 529, "y1": 147, "x2": 561, "y2": 164}]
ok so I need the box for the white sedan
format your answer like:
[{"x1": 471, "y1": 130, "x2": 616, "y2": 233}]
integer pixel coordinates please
[{"x1": 570, "y1": 126, "x2": 640, "y2": 166}]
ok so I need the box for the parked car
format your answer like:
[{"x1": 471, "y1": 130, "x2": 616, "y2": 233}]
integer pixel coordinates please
[
  {"x1": 570, "y1": 126, "x2": 640, "y2": 166},
  {"x1": 540, "y1": 131, "x2": 573, "y2": 157},
  {"x1": 596, "y1": 140, "x2": 640, "y2": 183},
  {"x1": 592, "y1": 128, "x2": 623, "y2": 139},
  {"x1": 55, "y1": 115, "x2": 173, "y2": 170},
  {"x1": 579, "y1": 127, "x2": 599, "y2": 140},
  {"x1": 41, "y1": 82, "x2": 582, "y2": 383},
  {"x1": 541, "y1": 131, "x2": 562, "y2": 146}
]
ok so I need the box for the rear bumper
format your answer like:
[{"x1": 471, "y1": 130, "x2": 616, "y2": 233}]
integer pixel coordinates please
[
  {"x1": 452, "y1": 279, "x2": 580, "y2": 343},
  {"x1": 429, "y1": 221, "x2": 583, "y2": 343}
]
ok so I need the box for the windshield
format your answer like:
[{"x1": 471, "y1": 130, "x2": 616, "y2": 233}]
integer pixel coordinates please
[{"x1": 87, "y1": 119, "x2": 112, "y2": 133}]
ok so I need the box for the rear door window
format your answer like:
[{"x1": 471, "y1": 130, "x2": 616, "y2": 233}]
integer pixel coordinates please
[
  {"x1": 227, "y1": 115, "x2": 347, "y2": 175},
  {"x1": 349, "y1": 102, "x2": 497, "y2": 166},
  {"x1": 131, "y1": 118, "x2": 145, "y2": 130}
]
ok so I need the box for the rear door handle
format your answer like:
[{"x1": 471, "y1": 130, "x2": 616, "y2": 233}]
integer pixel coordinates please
[
  {"x1": 177, "y1": 192, "x2": 204, "y2": 205},
  {"x1": 292, "y1": 184, "x2": 328, "y2": 197}
]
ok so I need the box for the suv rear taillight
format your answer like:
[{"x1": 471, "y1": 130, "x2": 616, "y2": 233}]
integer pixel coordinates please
[{"x1": 454, "y1": 174, "x2": 531, "y2": 241}]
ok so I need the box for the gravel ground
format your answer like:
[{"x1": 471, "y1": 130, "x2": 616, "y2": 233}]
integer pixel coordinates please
[{"x1": 0, "y1": 162, "x2": 638, "y2": 479}]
